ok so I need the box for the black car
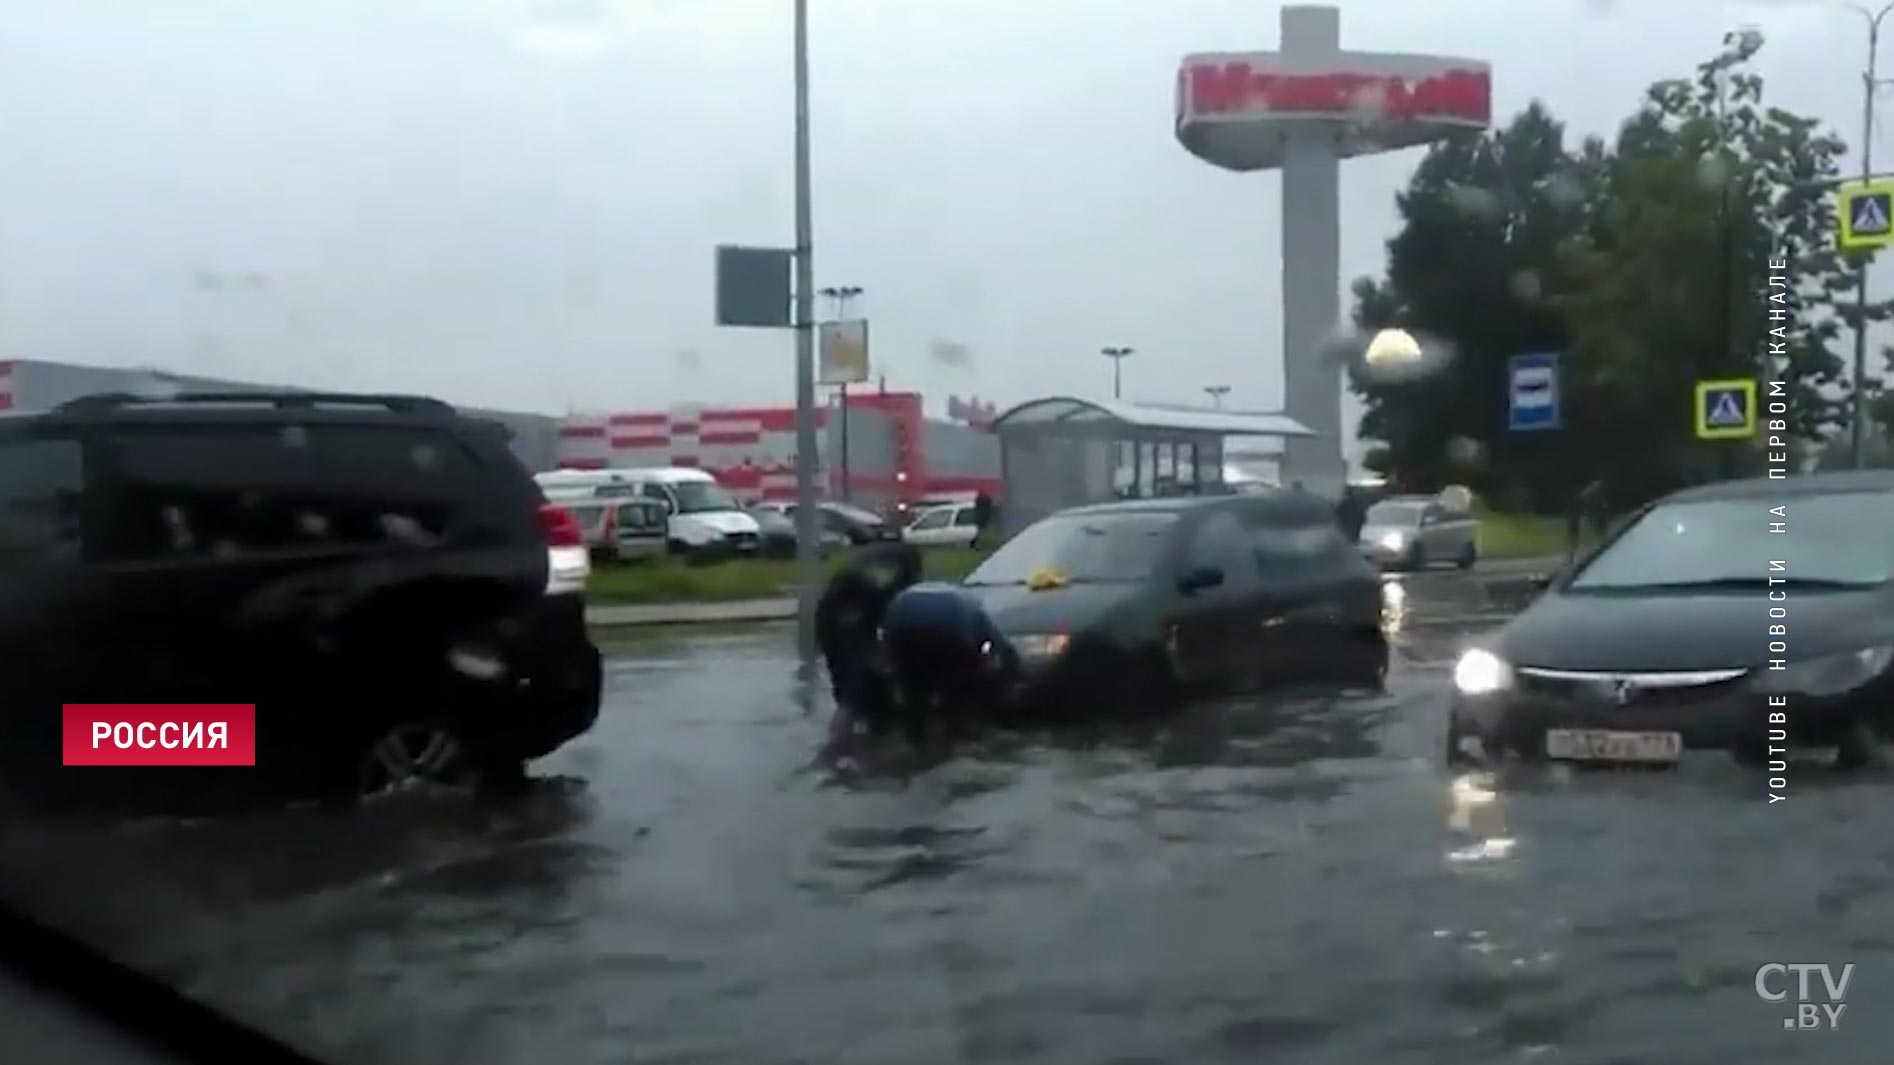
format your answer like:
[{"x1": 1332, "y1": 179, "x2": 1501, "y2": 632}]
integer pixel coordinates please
[
  {"x1": 790, "y1": 501, "x2": 899, "y2": 545},
  {"x1": 955, "y1": 493, "x2": 1388, "y2": 716},
  {"x1": 1447, "y1": 471, "x2": 1894, "y2": 770},
  {"x1": 0, "y1": 391, "x2": 603, "y2": 812}
]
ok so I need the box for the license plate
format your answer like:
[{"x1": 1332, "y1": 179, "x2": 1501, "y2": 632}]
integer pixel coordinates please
[{"x1": 1544, "y1": 729, "x2": 1682, "y2": 763}]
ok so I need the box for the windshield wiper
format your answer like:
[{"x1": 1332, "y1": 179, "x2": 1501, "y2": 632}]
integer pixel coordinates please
[
  {"x1": 0, "y1": 896, "x2": 331, "y2": 1064},
  {"x1": 1578, "y1": 576, "x2": 1875, "y2": 592}
]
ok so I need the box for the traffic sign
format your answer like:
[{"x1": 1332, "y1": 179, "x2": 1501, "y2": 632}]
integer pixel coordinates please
[
  {"x1": 1838, "y1": 180, "x2": 1894, "y2": 252},
  {"x1": 1507, "y1": 352, "x2": 1560, "y2": 431},
  {"x1": 1695, "y1": 378, "x2": 1757, "y2": 440}
]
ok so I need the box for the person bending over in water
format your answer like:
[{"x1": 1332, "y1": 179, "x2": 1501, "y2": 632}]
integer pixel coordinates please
[
  {"x1": 815, "y1": 540, "x2": 924, "y2": 736},
  {"x1": 879, "y1": 581, "x2": 1018, "y2": 742}
]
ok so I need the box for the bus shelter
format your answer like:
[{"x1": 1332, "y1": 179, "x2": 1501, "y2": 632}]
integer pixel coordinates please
[{"x1": 989, "y1": 397, "x2": 1315, "y2": 538}]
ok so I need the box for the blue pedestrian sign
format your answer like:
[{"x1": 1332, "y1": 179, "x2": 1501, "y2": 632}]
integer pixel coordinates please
[
  {"x1": 1838, "y1": 180, "x2": 1894, "y2": 252},
  {"x1": 1508, "y1": 352, "x2": 1560, "y2": 431},
  {"x1": 1695, "y1": 377, "x2": 1757, "y2": 440}
]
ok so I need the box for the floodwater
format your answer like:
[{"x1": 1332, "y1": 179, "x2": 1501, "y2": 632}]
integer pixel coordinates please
[{"x1": 0, "y1": 571, "x2": 1888, "y2": 1065}]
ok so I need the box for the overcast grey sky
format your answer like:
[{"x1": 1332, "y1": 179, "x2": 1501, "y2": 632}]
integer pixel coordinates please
[{"x1": 0, "y1": 0, "x2": 1873, "y2": 453}]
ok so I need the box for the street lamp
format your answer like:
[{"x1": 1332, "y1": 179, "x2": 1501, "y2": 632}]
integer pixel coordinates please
[
  {"x1": 818, "y1": 284, "x2": 862, "y2": 319},
  {"x1": 1844, "y1": 2, "x2": 1894, "y2": 466},
  {"x1": 816, "y1": 284, "x2": 864, "y2": 501},
  {"x1": 1204, "y1": 385, "x2": 1231, "y2": 408},
  {"x1": 1101, "y1": 346, "x2": 1134, "y2": 400}
]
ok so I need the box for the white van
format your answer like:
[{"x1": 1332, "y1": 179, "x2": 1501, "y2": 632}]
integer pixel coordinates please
[{"x1": 534, "y1": 467, "x2": 761, "y2": 555}]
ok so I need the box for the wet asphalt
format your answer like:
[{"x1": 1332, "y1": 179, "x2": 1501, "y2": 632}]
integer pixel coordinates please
[{"x1": 2, "y1": 572, "x2": 1892, "y2": 1065}]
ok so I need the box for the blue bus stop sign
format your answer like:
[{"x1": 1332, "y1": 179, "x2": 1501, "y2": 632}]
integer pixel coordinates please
[{"x1": 1508, "y1": 352, "x2": 1560, "y2": 431}]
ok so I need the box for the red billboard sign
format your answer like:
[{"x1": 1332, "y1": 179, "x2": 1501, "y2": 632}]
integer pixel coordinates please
[{"x1": 1187, "y1": 65, "x2": 1490, "y2": 125}]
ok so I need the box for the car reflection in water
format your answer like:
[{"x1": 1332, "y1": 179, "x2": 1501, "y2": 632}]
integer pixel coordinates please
[{"x1": 1449, "y1": 471, "x2": 1894, "y2": 772}]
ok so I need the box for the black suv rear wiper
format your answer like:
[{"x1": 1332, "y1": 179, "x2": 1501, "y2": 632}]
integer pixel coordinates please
[{"x1": 0, "y1": 897, "x2": 330, "y2": 1064}]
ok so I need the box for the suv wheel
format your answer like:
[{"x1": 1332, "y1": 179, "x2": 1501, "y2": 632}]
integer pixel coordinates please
[{"x1": 356, "y1": 724, "x2": 470, "y2": 798}]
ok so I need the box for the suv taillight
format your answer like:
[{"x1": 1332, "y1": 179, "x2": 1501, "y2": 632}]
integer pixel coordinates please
[{"x1": 539, "y1": 503, "x2": 585, "y2": 547}]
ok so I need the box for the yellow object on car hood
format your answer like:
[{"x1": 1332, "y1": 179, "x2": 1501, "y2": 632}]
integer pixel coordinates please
[{"x1": 1026, "y1": 568, "x2": 1069, "y2": 591}]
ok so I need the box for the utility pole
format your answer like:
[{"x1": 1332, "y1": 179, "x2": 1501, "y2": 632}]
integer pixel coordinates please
[
  {"x1": 791, "y1": 0, "x2": 819, "y2": 673},
  {"x1": 1101, "y1": 346, "x2": 1133, "y2": 400},
  {"x1": 817, "y1": 284, "x2": 862, "y2": 501},
  {"x1": 1716, "y1": 53, "x2": 1738, "y2": 480},
  {"x1": 1847, "y1": 3, "x2": 1894, "y2": 467},
  {"x1": 1204, "y1": 385, "x2": 1231, "y2": 408}
]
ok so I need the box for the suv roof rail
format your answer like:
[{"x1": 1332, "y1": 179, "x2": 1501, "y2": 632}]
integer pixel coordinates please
[{"x1": 52, "y1": 392, "x2": 458, "y2": 417}]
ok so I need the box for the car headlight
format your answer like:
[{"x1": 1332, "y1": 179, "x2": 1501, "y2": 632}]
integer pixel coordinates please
[
  {"x1": 1378, "y1": 530, "x2": 1406, "y2": 550},
  {"x1": 1453, "y1": 647, "x2": 1513, "y2": 696},
  {"x1": 1757, "y1": 644, "x2": 1894, "y2": 697},
  {"x1": 1011, "y1": 633, "x2": 1071, "y2": 659}
]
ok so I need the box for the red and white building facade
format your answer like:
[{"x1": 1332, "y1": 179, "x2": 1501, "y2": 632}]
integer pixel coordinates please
[{"x1": 556, "y1": 391, "x2": 1001, "y2": 511}]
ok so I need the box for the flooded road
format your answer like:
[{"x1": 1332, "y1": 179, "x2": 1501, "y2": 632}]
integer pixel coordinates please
[{"x1": 3, "y1": 572, "x2": 1891, "y2": 1065}]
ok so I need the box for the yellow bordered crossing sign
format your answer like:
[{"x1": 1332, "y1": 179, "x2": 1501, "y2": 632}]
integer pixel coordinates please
[
  {"x1": 1695, "y1": 378, "x2": 1757, "y2": 440},
  {"x1": 1838, "y1": 179, "x2": 1894, "y2": 252}
]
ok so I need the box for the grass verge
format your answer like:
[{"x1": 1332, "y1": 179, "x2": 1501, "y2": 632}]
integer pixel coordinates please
[
  {"x1": 586, "y1": 546, "x2": 990, "y2": 605},
  {"x1": 587, "y1": 509, "x2": 1580, "y2": 606}
]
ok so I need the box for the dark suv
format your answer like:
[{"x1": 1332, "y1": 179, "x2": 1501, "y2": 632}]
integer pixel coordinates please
[{"x1": 0, "y1": 392, "x2": 602, "y2": 812}]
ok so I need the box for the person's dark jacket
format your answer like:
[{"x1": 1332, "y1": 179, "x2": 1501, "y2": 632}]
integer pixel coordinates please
[
  {"x1": 1336, "y1": 490, "x2": 1367, "y2": 543},
  {"x1": 815, "y1": 542, "x2": 924, "y2": 726}
]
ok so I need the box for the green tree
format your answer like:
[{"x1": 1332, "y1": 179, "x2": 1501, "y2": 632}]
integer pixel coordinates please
[
  {"x1": 1558, "y1": 29, "x2": 1868, "y2": 503},
  {"x1": 1347, "y1": 102, "x2": 1587, "y2": 508}
]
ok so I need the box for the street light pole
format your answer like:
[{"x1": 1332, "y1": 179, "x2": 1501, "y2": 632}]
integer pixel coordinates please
[
  {"x1": 817, "y1": 284, "x2": 863, "y2": 501},
  {"x1": 791, "y1": 0, "x2": 819, "y2": 673},
  {"x1": 1101, "y1": 346, "x2": 1133, "y2": 400},
  {"x1": 1848, "y1": 2, "x2": 1894, "y2": 466},
  {"x1": 1204, "y1": 385, "x2": 1230, "y2": 408}
]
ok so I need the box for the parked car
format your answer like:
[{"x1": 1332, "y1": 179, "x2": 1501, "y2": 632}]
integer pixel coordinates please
[
  {"x1": 902, "y1": 502, "x2": 981, "y2": 547},
  {"x1": 0, "y1": 391, "x2": 604, "y2": 812},
  {"x1": 566, "y1": 497, "x2": 669, "y2": 563},
  {"x1": 1357, "y1": 494, "x2": 1479, "y2": 570},
  {"x1": 777, "y1": 500, "x2": 899, "y2": 545},
  {"x1": 953, "y1": 492, "x2": 1387, "y2": 717},
  {"x1": 750, "y1": 502, "x2": 850, "y2": 555},
  {"x1": 1448, "y1": 471, "x2": 1894, "y2": 771},
  {"x1": 535, "y1": 466, "x2": 761, "y2": 557}
]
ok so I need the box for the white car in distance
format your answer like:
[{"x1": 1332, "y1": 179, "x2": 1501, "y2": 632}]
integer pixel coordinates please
[{"x1": 903, "y1": 502, "x2": 981, "y2": 547}]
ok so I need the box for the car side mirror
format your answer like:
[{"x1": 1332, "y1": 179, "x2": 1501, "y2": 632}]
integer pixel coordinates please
[{"x1": 1180, "y1": 565, "x2": 1224, "y2": 594}]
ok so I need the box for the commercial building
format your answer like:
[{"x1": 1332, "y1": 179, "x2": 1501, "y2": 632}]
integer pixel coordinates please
[{"x1": 556, "y1": 391, "x2": 1001, "y2": 512}]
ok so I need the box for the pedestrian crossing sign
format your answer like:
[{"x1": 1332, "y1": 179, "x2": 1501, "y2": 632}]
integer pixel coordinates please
[
  {"x1": 1695, "y1": 377, "x2": 1757, "y2": 440},
  {"x1": 1838, "y1": 180, "x2": 1894, "y2": 252}
]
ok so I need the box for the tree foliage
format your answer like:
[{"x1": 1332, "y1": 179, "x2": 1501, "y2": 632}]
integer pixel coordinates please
[{"x1": 1351, "y1": 30, "x2": 1875, "y2": 510}]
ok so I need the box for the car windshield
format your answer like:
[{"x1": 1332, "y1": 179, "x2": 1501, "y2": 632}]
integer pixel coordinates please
[
  {"x1": 8, "y1": 9, "x2": 1888, "y2": 1065},
  {"x1": 966, "y1": 513, "x2": 1176, "y2": 585},
  {"x1": 1365, "y1": 502, "x2": 1427, "y2": 525},
  {"x1": 1570, "y1": 492, "x2": 1894, "y2": 590},
  {"x1": 670, "y1": 480, "x2": 739, "y2": 514}
]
